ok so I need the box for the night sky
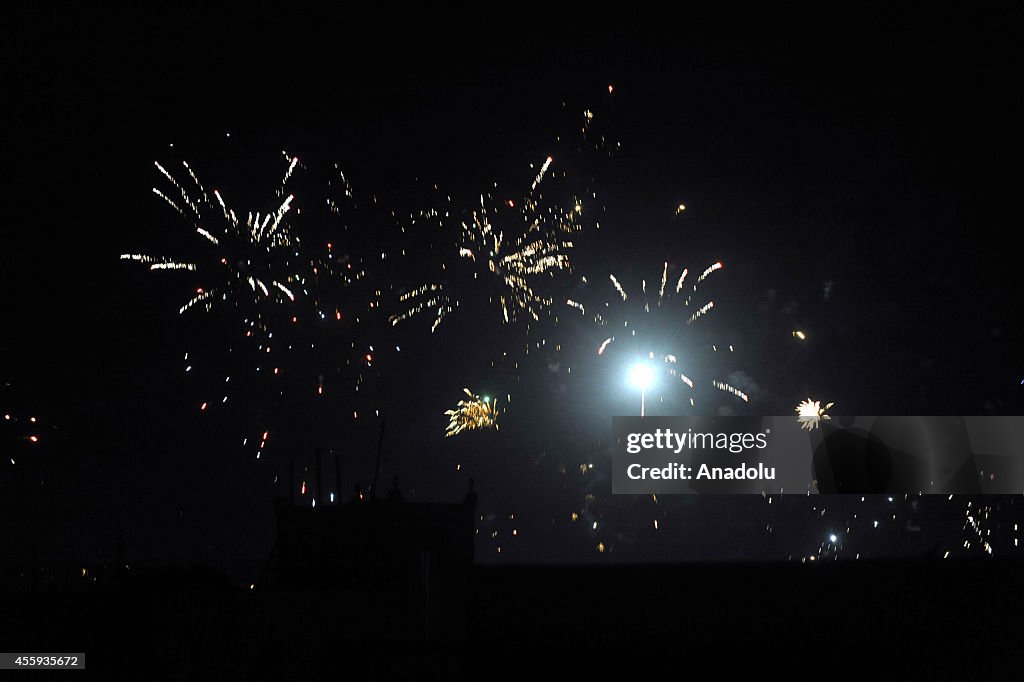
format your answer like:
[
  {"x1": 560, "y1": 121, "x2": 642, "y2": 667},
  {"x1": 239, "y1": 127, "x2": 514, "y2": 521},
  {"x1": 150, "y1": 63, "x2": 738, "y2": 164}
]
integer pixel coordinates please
[{"x1": 3, "y1": 5, "x2": 1022, "y2": 582}]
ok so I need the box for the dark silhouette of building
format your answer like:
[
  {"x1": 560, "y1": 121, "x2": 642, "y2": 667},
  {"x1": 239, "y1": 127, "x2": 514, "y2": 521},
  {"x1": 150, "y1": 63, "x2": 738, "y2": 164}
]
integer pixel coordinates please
[
  {"x1": 386, "y1": 475, "x2": 405, "y2": 503},
  {"x1": 259, "y1": 495, "x2": 474, "y2": 642},
  {"x1": 462, "y1": 478, "x2": 477, "y2": 514}
]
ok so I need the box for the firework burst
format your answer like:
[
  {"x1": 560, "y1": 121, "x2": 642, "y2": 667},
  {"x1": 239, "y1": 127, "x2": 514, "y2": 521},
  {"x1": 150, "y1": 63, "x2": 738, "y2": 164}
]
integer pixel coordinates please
[
  {"x1": 584, "y1": 260, "x2": 751, "y2": 412},
  {"x1": 795, "y1": 398, "x2": 833, "y2": 430},
  {"x1": 444, "y1": 388, "x2": 500, "y2": 437},
  {"x1": 121, "y1": 155, "x2": 314, "y2": 322},
  {"x1": 391, "y1": 99, "x2": 611, "y2": 337},
  {"x1": 391, "y1": 157, "x2": 581, "y2": 332},
  {"x1": 121, "y1": 151, "x2": 386, "y2": 468}
]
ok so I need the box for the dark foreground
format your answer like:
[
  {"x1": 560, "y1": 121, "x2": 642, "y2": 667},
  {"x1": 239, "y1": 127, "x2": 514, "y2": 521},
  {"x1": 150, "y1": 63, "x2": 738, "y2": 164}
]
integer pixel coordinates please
[{"x1": 2, "y1": 561, "x2": 1019, "y2": 679}]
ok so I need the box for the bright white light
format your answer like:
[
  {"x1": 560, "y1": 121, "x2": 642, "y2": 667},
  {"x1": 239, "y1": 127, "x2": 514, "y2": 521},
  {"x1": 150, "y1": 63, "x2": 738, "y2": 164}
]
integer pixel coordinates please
[
  {"x1": 628, "y1": 362, "x2": 656, "y2": 391},
  {"x1": 829, "y1": 534, "x2": 838, "y2": 543}
]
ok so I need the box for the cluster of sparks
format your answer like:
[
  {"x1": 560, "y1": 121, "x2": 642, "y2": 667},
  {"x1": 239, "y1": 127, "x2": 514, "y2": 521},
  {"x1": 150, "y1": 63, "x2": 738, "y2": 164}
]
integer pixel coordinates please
[
  {"x1": 795, "y1": 398, "x2": 834, "y2": 431},
  {"x1": 2, "y1": 409, "x2": 44, "y2": 465},
  {"x1": 769, "y1": 495, "x2": 1022, "y2": 563},
  {"x1": 592, "y1": 261, "x2": 749, "y2": 411},
  {"x1": 391, "y1": 181, "x2": 580, "y2": 329},
  {"x1": 444, "y1": 388, "x2": 500, "y2": 437},
  {"x1": 121, "y1": 153, "x2": 393, "y2": 470},
  {"x1": 576, "y1": 491, "x2": 1024, "y2": 564},
  {"x1": 122, "y1": 158, "x2": 307, "y2": 318},
  {"x1": 1, "y1": 382, "x2": 53, "y2": 487},
  {"x1": 392, "y1": 114, "x2": 593, "y2": 334},
  {"x1": 956, "y1": 498, "x2": 1021, "y2": 557}
]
